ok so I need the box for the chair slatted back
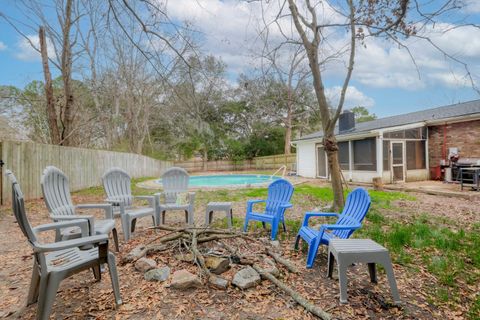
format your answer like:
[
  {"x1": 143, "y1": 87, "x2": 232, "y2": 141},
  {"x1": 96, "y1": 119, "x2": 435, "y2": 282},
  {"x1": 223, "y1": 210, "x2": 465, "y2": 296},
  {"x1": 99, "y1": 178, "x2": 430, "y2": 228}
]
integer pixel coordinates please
[
  {"x1": 6, "y1": 170, "x2": 38, "y2": 246},
  {"x1": 265, "y1": 179, "x2": 294, "y2": 216},
  {"x1": 161, "y1": 167, "x2": 189, "y2": 204},
  {"x1": 333, "y1": 188, "x2": 371, "y2": 238},
  {"x1": 41, "y1": 166, "x2": 75, "y2": 216},
  {"x1": 102, "y1": 168, "x2": 134, "y2": 206}
]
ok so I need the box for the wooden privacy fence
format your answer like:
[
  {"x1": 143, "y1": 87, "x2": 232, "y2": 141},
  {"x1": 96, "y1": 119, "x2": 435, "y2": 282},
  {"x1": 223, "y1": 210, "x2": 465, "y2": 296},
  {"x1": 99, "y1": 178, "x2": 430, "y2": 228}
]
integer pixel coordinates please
[
  {"x1": 174, "y1": 159, "x2": 254, "y2": 172},
  {"x1": 0, "y1": 140, "x2": 172, "y2": 202},
  {"x1": 175, "y1": 153, "x2": 296, "y2": 173},
  {"x1": 254, "y1": 154, "x2": 296, "y2": 170}
]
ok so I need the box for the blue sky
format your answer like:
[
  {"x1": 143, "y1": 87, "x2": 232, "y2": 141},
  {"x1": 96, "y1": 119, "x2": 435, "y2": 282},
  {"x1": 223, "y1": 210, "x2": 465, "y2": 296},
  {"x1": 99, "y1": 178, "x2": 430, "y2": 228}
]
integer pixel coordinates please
[{"x1": 1, "y1": 0, "x2": 479, "y2": 118}]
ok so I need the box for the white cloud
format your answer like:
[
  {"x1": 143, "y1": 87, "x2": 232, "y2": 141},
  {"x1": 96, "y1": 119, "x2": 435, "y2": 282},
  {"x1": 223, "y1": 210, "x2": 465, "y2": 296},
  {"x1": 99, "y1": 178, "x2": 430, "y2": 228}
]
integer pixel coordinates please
[
  {"x1": 322, "y1": 22, "x2": 480, "y2": 90},
  {"x1": 164, "y1": 1, "x2": 480, "y2": 92},
  {"x1": 165, "y1": 0, "x2": 260, "y2": 74},
  {"x1": 352, "y1": 39, "x2": 426, "y2": 90},
  {"x1": 462, "y1": 0, "x2": 480, "y2": 14},
  {"x1": 325, "y1": 86, "x2": 375, "y2": 109},
  {"x1": 15, "y1": 35, "x2": 54, "y2": 62},
  {"x1": 163, "y1": 0, "x2": 338, "y2": 77},
  {"x1": 15, "y1": 35, "x2": 42, "y2": 61},
  {"x1": 0, "y1": 41, "x2": 6, "y2": 51}
]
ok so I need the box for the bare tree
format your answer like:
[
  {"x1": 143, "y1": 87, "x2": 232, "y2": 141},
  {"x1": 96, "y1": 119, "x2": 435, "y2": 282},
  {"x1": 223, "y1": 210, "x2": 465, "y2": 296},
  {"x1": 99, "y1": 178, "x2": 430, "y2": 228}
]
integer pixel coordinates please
[
  {"x1": 39, "y1": 26, "x2": 61, "y2": 144},
  {"x1": 1, "y1": 0, "x2": 86, "y2": 146},
  {"x1": 256, "y1": 0, "x2": 477, "y2": 209},
  {"x1": 286, "y1": 0, "x2": 358, "y2": 208},
  {"x1": 260, "y1": 45, "x2": 313, "y2": 154},
  {"x1": 255, "y1": 9, "x2": 316, "y2": 155},
  {"x1": 163, "y1": 55, "x2": 227, "y2": 168}
]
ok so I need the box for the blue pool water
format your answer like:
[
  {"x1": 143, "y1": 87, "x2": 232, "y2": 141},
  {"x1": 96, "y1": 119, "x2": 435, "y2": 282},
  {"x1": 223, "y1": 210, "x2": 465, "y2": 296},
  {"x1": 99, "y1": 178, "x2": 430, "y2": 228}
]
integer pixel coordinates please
[{"x1": 157, "y1": 174, "x2": 280, "y2": 187}]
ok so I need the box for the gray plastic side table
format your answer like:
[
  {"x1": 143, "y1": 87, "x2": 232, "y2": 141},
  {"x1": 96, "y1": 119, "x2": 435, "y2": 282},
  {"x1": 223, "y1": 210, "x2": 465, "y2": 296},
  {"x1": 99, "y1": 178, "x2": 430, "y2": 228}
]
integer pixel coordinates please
[
  {"x1": 205, "y1": 202, "x2": 233, "y2": 228},
  {"x1": 327, "y1": 239, "x2": 401, "y2": 304}
]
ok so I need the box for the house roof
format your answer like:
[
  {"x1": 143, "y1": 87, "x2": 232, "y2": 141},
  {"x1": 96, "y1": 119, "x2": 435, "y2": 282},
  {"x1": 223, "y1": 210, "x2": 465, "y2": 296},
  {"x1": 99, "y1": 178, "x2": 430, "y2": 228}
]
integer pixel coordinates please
[{"x1": 293, "y1": 99, "x2": 480, "y2": 142}]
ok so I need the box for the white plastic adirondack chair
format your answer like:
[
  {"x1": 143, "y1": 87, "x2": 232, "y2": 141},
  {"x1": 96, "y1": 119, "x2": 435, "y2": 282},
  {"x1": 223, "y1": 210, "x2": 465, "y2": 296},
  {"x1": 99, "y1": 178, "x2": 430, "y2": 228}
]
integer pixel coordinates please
[
  {"x1": 155, "y1": 167, "x2": 195, "y2": 225},
  {"x1": 102, "y1": 168, "x2": 156, "y2": 241},
  {"x1": 7, "y1": 170, "x2": 122, "y2": 320},
  {"x1": 41, "y1": 166, "x2": 119, "y2": 251}
]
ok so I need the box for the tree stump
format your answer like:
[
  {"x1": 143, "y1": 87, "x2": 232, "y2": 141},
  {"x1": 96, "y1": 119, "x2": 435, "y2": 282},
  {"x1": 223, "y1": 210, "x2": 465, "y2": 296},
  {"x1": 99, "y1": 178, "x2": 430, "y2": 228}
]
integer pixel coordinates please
[{"x1": 372, "y1": 177, "x2": 384, "y2": 191}]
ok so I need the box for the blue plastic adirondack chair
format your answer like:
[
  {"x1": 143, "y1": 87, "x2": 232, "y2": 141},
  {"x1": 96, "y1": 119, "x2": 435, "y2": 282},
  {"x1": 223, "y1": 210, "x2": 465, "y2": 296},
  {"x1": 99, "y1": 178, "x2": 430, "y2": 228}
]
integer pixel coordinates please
[
  {"x1": 243, "y1": 179, "x2": 294, "y2": 240},
  {"x1": 295, "y1": 187, "x2": 371, "y2": 268}
]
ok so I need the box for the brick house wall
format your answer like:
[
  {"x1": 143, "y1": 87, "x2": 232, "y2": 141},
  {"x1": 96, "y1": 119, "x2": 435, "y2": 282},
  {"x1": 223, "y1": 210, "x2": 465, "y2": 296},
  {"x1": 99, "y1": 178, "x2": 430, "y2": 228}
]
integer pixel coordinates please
[{"x1": 428, "y1": 119, "x2": 480, "y2": 167}]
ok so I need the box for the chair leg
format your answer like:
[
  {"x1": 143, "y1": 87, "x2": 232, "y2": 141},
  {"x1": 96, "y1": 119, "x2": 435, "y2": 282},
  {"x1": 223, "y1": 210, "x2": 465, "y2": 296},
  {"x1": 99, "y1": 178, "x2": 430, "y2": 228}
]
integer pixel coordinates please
[
  {"x1": 121, "y1": 214, "x2": 130, "y2": 241},
  {"x1": 161, "y1": 211, "x2": 166, "y2": 225},
  {"x1": 282, "y1": 220, "x2": 287, "y2": 232},
  {"x1": 151, "y1": 215, "x2": 156, "y2": 226},
  {"x1": 27, "y1": 260, "x2": 40, "y2": 305},
  {"x1": 154, "y1": 207, "x2": 160, "y2": 227},
  {"x1": 294, "y1": 234, "x2": 301, "y2": 250},
  {"x1": 92, "y1": 265, "x2": 101, "y2": 281},
  {"x1": 205, "y1": 210, "x2": 210, "y2": 226},
  {"x1": 112, "y1": 228, "x2": 120, "y2": 252},
  {"x1": 184, "y1": 210, "x2": 189, "y2": 224},
  {"x1": 40, "y1": 274, "x2": 62, "y2": 320},
  {"x1": 130, "y1": 218, "x2": 137, "y2": 233},
  {"x1": 243, "y1": 217, "x2": 249, "y2": 232},
  {"x1": 107, "y1": 253, "x2": 123, "y2": 306},
  {"x1": 306, "y1": 242, "x2": 320, "y2": 269},
  {"x1": 327, "y1": 252, "x2": 335, "y2": 278},
  {"x1": 368, "y1": 263, "x2": 377, "y2": 283},
  {"x1": 270, "y1": 220, "x2": 279, "y2": 240},
  {"x1": 36, "y1": 273, "x2": 49, "y2": 319},
  {"x1": 381, "y1": 258, "x2": 401, "y2": 304},
  {"x1": 338, "y1": 263, "x2": 349, "y2": 304},
  {"x1": 262, "y1": 222, "x2": 266, "y2": 229},
  {"x1": 227, "y1": 209, "x2": 233, "y2": 229}
]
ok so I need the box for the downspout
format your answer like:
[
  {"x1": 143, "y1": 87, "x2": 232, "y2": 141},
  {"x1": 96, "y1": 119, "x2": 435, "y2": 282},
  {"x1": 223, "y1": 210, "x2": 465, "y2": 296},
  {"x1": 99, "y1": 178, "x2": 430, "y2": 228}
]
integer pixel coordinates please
[{"x1": 442, "y1": 124, "x2": 447, "y2": 162}]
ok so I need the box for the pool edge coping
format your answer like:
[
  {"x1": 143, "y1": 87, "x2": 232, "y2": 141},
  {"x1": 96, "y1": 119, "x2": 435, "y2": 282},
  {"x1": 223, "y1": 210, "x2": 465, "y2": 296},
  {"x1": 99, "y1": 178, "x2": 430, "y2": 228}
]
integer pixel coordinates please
[{"x1": 136, "y1": 175, "x2": 304, "y2": 190}]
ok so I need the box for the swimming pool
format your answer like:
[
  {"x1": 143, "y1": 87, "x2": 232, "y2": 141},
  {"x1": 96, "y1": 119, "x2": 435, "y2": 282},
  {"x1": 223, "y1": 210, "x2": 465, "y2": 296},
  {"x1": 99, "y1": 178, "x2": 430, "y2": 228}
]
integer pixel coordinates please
[{"x1": 156, "y1": 174, "x2": 280, "y2": 188}]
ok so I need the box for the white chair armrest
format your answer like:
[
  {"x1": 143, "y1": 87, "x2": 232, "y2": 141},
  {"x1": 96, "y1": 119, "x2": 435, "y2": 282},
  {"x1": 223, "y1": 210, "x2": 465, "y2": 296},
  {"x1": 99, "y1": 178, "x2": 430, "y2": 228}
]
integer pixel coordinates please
[
  {"x1": 34, "y1": 235, "x2": 109, "y2": 253},
  {"x1": 33, "y1": 219, "x2": 89, "y2": 238}
]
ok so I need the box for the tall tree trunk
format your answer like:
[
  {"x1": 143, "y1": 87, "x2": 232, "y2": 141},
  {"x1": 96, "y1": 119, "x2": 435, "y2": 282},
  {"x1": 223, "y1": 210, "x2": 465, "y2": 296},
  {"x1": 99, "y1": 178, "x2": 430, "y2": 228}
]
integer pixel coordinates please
[
  {"x1": 288, "y1": 0, "x2": 345, "y2": 209},
  {"x1": 324, "y1": 134, "x2": 344, "y2": 209},
  {"x1": 60, "y1": 0, "x2": 75, "y2": 146},
  {"x1": 284, "y1": 88, "x2": 293, "y2": 155},
  {"x1": 310, "y1": 52, "x2": 344, "y2": 209},
  {"x1": 39, "y1": 26, "x2": 61, "y2": 145}
]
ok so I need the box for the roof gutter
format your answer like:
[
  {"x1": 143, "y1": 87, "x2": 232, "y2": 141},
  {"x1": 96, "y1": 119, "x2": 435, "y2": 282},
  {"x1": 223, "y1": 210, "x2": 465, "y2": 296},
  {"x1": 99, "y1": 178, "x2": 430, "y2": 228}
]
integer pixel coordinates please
[
  {"x1": 425, "y1": 113, "x2": 480, "y2": 126},
  {"x1": 292, "y1": 130, "x2": 378, "y2": 144},
  {"x1": 372, "y1": 121, "x2": 425, "y2": 135},
  {"x1": 292, "y1": 113, "x2": 480, "y2": 144}
]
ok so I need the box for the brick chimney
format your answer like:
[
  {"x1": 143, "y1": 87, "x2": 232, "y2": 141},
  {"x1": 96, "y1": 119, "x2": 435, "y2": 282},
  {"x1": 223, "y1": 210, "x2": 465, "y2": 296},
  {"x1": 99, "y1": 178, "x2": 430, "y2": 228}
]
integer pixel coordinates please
[{"x1": 339, "y1": 110, "x2": 355, "y2": 133}]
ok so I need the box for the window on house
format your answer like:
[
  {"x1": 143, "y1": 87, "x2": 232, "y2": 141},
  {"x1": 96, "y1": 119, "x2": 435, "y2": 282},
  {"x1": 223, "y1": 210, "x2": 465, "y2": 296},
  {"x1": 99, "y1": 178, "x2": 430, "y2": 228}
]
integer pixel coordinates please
[
  {"x1": 338, "y1": 141, "x2": 349, "y2": 170},
  {"x1": 384, "y1": 127, "x2": 426, "y2": 140},
  {"x1": 353, "y1": 138, "x2": 377, "y2": 171},
  {"x1": 383, "y1": 140, "x2": 390, "y2": 171},
  {"x1": 384, "y1": 130, "x2": 404, "y2": 139},
  {"x1": 407, "y1": 140, "x2": 426, "y2": 169}
]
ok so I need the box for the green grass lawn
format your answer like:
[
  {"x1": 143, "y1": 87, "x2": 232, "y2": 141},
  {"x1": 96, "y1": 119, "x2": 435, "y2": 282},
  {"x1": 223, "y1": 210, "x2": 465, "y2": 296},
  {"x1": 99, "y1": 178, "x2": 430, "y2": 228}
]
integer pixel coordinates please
[{"x1": 73, "y1": 181, "x2": 480, "y2": 318}]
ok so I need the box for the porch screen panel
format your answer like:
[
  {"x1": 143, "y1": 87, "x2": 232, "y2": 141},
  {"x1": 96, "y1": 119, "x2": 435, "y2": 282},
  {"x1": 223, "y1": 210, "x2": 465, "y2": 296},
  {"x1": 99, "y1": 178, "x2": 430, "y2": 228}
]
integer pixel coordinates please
[
  {"x1": 407, "y1": 141, "x2": 426, "y2": 169},
  {"x1": 317, "y1": 147, "x2": 327, "y2": 177},
  {"x1": 383, "y1": 140, "x2": 390, "y2": 171},
  {"x1": 353, "y1": 138, "x2": 377, "y2": 171},
  {"x1": 338, "y1": 142, "x2": 349, "y2": 170}
]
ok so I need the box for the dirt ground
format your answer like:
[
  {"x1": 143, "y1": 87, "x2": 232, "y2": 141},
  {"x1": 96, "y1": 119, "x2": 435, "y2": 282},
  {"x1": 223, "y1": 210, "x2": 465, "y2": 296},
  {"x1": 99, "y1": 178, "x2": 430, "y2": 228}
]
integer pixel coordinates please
[{"x1": 0, "y1": 187, "x2": 479, "y2": 319}]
